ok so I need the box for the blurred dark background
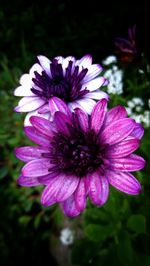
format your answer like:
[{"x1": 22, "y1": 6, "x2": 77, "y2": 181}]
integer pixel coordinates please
[
  {"x1": 0, "y1": 1, "x2": 150, "y2": 266},
  {"x1": 1, "y1": 0, "x2": 150, "y2": 65}
]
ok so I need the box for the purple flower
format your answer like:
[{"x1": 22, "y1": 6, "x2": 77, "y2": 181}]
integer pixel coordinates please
[
  {"x1": 15, "y1": 98, "x2": 145, "y2": 217},
  {"x1": 115, "y1": 25, "x2": 138, "y2": 63},
  {"x1": 14, "y1": 54, "x2": 108, "y2": 125}
]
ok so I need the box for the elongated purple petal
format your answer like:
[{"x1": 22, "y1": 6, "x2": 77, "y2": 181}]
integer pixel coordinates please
[
  {"x1": 48, "y1": 97, "x2": 72, "y2": 118},
  {"x1": 131, "y1": 123, "x2": 144, "y2": 139},
  {"x1": 22, "y1": 159, "x2": 52, "y2": 177},
  {"x1": 61, "y1": 194, "x2": 81, "y2": 217},
  {"x1": 75, "y1": 108, "x2": 89, "y2": 132},
  {"x1": 24, "y1": 126, "x2": 50, "y2": 147},
  {"x1": 74, "y1": 178, "x2": 86, "y2": 212},
  {"x1": 15, "y1": 146, "x2": 50, "y2": 162},
  {"x1": 41, "y1": 174, "x2": 79, "y2": 206},
  {"x1": 24, "y1": 109, "x2": 50, "y2": 126},
  {"x1": 88, "y1": 171, "x2": 109, "y2": 206},
  {"x1": 54, "y1": 112, "x2": 72, "y2": 136},
  {"x1": 30, "y1": 116, "x2": 53, "y2": 137},
  {"x1": 17, "y1": 175, "x2": 41, "y2": 187},
  {"x1": 91, "y1": 99, "x2": 107, "y2": 134},
  {"x1": 100, "y1": 118, "x2": 136, "y2": 145},
  {"x1": 105, "y1": 154, "x2": 146, "y2": 172},
  {"x1": 107, "y1": 170, "x2": 142, "y2": 195},
  {"x1": 38, "y1": 171, "x2": 59, "y2": 185},
  {"x1": 104, "y1": 105, "x2": 127, "y2": 128},
  {"x1": 104, "y1": 137, "x2": 140, "y2": 158}
]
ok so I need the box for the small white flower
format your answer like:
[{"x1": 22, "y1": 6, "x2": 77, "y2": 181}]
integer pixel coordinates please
[{"x1": 60, "y1": 228, "x2": 74, "y2": 246}]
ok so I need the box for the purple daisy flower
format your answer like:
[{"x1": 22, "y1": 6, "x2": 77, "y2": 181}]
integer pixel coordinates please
[
  {"x1": 14, "y1": 54, "x2": 108, "y2": 125},
  {"x1": 15, "y1": 98, "x2": 145, "y2": 217}
]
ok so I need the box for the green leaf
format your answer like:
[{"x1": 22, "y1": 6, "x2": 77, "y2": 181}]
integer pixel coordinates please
[
  {"x1": 116, "y1": 231, "x2": 133, "y2": 266},
  {"x1": 127, "y1": 214, "x2": 146, "y2": 234},
  {"x1": 18, "y1": 215, "x2": 31, "y2": 226},
  {"x1": 85, "y1": 224, "x2": 114, "y2": 243},
  {"x1": 71, "y1": 239, "x2": 98, "y2": 265},
  {"x1": 0, "y1": 166, "x2": 8, "y2": 179}
]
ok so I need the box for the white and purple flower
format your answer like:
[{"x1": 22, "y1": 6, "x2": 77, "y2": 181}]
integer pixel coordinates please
[
  {"x1": 15, "y1": 98, "x2": 145, "y2": 217},
  {"x1": 14, "y1": 54, "x2": 108, "y2": 125}
]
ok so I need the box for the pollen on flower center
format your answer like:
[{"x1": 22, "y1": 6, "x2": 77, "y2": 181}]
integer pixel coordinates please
[
  {"x1": 49, "y1": 130, "x2": 102, "y2": 177},
  {"x1": 31, "y1": 59, "x2": 89, "y2": 103}
]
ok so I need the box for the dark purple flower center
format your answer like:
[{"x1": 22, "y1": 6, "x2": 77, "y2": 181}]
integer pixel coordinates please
[
  {"x1": 31, "y1": 59, "x2": 89, "y2": 102},
  {"x1": 48, "y1": 129, "x2": 102, "y2": 177}
]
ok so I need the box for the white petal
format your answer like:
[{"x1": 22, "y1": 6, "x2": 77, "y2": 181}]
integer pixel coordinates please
[
  {"x1": 82, "y1": 77, "x2": 106, "y2": 92},
  {"x1": 75, "y1": 54, "x2": 92, "y2": 67},
  {"x1": 15, "y1": 96, "x2": 45, "y2": 112},
  {"x1": 19, "y1": 74, "x2": 32, "y2": 86},
  {"x1": 62, "y1": 56, "x2": 76, "y2": 75},
  {"x1": 83, "y1": 64, "x2": 103, "y2": 82},
  {"x1": 14, "y1": 86, "x2": 34, "y2": 96},
  {"x1": 37, "y1": 55, "x2": 51, "y2": 77},
  {"x1": 29, "y1": 63, "x2": 43, "y2": 77},
  {"x1": 54, "y1": 56, "x2": 65, "y2": 64},
  {"x1": 85, "y1": 90, "x2": 109, "y2": 100},
  {"x1": 76, "y1": 98, "x2": 96, "y2": 114}
]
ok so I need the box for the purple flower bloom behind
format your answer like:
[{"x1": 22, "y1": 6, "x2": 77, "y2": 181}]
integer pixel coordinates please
[
  {"x1": 115, "y1": 25, "x2": 139, "y2": 63},
  {"x1": 15, "y1": 98, "x2": 145, "y2": 217},
  {"x1": 14, "y1": 55, "x2": 108, "y2": 125}
]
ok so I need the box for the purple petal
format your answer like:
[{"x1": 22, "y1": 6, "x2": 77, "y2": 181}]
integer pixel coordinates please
[
  {"x1": 38, "y1": 171, "x2": 59, "y2": 185},
  {"x1": 104, "y1": 105, "x2": 127, "y2": 128},
  {"x1": 38, "y1": 103, "x2": 50, "y2": 114},
  {"x1": 41, "y1": 174, "x2": 79, "y2": 206},
  {"x1": 22, "y1": 159, "x2": 52, "y2": 177},
  {"x1": 15, "y1": 146, "x2": 50, "y2": 162},
  {"x1": 105, "y1": 154, "x2": 146, "y2": 172},
  {"x1": 24, "y1": 126, "x2": 50, "y2": 146},
  {"x1": 104, "y1": 137, "x2": 140, "y2": 158},
  {"x1": 48, "y1": 96, "x2": 72, "y2": 118},
  {"x1": 75, "y1": 108, "x2": 89, "y2": 132},
  {"x1": 91, "y1": 99, "x2": 107, "y2": 134},
  {"x1": 74, "y1": 178, "x2": 87, "y2": 212},
  {"x1": 17, "y1": 175, "x2": 41, "y2": 187},
  {"x1": 30, "y1": 116, "x2": 53, "y2": 137},
  {"x1": 14, "y1": 96, "x2": 45, "y2": 112},
  {"x1": 100, "y1": 118, "x2": 136, "y2": 145},
  {"x1": 61, "y1": 194, "x2": 81, "y2": 217},
  {"x1": 88, "y1": 171, "x2": 109, "y2": 206},
  {"x1": 130, "y1": 123, "x2": 144, "y2": 139},
  {"x1": 107, "y1": 170, "x2": 141, "y2": 195},
  {"x1": 54, "y1": 111, "x2": 72, "y2": 136},
  {"x1": 24, "y1": 110, "x2": 50, "y2": 126}
]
